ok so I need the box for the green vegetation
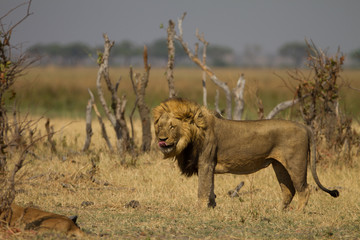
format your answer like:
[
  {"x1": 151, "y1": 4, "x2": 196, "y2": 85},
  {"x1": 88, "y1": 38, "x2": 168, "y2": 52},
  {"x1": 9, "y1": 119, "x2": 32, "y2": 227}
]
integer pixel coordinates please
[{"x1": 13, "y1": 67, "x2": 360, "y2": 120}]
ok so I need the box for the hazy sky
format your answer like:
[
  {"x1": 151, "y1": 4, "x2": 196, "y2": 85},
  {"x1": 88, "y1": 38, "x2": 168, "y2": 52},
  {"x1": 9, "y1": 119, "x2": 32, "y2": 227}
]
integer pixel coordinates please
[{"x1": 2, "y1": 0, "x2": 360, "y2": 55}]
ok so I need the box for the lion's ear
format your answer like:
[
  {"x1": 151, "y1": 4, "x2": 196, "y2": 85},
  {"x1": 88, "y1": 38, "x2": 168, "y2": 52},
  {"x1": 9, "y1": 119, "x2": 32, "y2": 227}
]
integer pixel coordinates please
[{"x1": 193, "y1": 108, "x2": 206, "y2": 129}]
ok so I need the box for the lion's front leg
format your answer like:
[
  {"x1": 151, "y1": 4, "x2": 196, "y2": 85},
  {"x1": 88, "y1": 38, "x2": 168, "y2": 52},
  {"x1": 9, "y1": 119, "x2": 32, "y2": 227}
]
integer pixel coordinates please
[
  {"x1": 198, "y1": 163, "x2": 216, "y2": 208},
  {"x1": 197, "y1": 144, "x2": 216, "y2": 208}
]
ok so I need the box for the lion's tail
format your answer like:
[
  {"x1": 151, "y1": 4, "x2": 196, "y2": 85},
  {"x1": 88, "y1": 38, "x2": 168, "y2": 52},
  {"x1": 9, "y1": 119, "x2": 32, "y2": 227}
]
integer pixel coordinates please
[{"x1": 308, "y1": 127, "x2": 339, "y2": 198}]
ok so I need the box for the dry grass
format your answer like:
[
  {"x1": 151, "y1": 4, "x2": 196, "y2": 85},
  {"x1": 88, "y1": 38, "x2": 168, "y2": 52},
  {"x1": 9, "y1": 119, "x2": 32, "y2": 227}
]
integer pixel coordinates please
[{"x1": 2, "y1": 117, "x2": 360, "y2": 239}]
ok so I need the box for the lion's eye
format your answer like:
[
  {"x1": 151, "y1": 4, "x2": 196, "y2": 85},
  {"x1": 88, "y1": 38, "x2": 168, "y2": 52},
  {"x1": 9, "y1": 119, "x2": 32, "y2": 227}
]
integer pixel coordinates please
[{"x1": 169, "y1": 125, "x2": 175, "y2": 130}]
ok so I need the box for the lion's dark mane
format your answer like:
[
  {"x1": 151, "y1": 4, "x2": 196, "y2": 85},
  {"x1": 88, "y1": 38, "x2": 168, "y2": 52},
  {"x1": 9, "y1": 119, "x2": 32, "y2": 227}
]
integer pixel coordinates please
[{"x1": 175, "y1": 139, "x2": 202, "y2": 177}]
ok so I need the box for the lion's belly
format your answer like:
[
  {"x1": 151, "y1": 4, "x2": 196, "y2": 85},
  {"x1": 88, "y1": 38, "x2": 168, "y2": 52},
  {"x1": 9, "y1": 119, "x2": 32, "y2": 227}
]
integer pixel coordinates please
[{"x1": 215, "y1": 157, "x2": 273, "y2": 174}]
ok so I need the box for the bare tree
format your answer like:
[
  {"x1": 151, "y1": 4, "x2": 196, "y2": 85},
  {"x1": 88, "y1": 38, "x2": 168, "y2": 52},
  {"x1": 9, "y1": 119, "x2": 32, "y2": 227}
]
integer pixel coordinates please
[
  {"x1": 130, "y1": 46, "x2": 152, "y2": 152},
  {"x1": 174, "y1": 12, "x2": 233, "y2": 119},
  {"x1": 94, "y1": 34, "x2": 132, "y2": 154},
  {"x1": 84, "y1": 35, "x2": 152, "y2": 154}
]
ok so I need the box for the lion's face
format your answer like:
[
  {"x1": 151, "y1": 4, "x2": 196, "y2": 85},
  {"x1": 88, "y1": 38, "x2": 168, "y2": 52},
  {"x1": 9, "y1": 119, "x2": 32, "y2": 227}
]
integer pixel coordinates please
[
  {"x1": 154, "y1": 112, "x2": 184, "y2": 158},
  {"x1": 153, "y1": 98, "x2": 207, "y2": 161}
]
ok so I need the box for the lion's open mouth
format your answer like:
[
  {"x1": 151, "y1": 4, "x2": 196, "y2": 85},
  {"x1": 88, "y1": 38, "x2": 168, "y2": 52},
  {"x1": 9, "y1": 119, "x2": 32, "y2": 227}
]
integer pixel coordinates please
[{"x1": 158, "y1": 141, "x2": 175, "y2": 154}]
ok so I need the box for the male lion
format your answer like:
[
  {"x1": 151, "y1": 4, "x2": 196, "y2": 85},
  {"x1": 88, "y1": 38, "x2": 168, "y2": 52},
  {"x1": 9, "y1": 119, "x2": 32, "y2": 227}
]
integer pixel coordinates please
[
  {"x1": 153, "y1": 98, "x2": 339, "y2": 210},
  {"x1": 0, "y1": 203, "x2": 85, "y2": 237}
]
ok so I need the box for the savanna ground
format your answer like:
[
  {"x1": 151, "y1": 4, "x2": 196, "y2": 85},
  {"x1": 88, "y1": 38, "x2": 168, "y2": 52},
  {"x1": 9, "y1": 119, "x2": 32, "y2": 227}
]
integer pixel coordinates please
[{"x1": 2, "y1": 67, "x2": 360, "y2": 239}]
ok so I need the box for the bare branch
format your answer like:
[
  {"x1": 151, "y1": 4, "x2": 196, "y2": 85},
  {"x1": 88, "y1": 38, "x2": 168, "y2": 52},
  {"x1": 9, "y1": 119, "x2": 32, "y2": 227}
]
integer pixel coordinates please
[
  {"x1": 233, "y1": 74, "x2": 246, "y2": 120},
  {"x1": 96, "y1": 34, "x2": 116, "y2": 127},
  {"x1": 0, "y1": 0, "x2": 33, "y2": 32},
  {"x1": 0, "y1": 2, "x2": 27, "y2": 21},
  {"x1": 266, "y1": 95, "x2": 309, "y2": 119},
  {"x1": 88, "y1": 89, "x2": 113, "y2": 152},
  {"x1": 228, "y1": 181, "x2": 245, "y2": 198},
  {"x1": 175, "y1": 13, "x2": 232, "y2": 118}
]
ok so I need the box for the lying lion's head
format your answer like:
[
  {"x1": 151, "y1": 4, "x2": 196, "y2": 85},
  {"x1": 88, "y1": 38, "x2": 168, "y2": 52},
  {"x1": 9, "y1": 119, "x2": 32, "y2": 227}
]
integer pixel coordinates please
[{"x1": 153, "y1": 98, "x2": 208, "y2": 176}]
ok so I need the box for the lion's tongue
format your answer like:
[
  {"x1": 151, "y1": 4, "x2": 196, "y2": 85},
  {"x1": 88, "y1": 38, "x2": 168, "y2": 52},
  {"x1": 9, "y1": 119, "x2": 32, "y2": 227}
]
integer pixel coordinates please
[{"x1": 158, "y1": 141, "x2": 167, "y2": 147}]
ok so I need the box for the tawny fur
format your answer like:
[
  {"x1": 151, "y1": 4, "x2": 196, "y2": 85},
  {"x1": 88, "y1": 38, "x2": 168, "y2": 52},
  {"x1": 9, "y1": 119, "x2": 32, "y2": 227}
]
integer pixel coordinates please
[
  {"x1": 1, "y1": 203, "x2": 85, "y2": 237},
  {"x1": 153, "y1": 98, "x2": 339, "y2": 210}
]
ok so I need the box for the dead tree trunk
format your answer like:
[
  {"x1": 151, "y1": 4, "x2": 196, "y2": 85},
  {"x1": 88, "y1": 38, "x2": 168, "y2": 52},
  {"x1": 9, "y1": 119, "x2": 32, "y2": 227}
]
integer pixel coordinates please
[
  {"x1": 214, "y1": 89, "x2": 221, "y2": 115},
  {"x1": 45, "y1": 118, "x2": 57, "y2": 154},
  {"x1": 233, "y1": 74, "x2": 246, "y2": 120},
  {"x1": 166, "y1": 20, "x2": 176, "y2": 98},
  {"x1": 82, "y1": 98, "x2": 93, "y2": 152},
  {"x1": 196, "y1": 30, "x2": 208, "y2": 108},
  {"x1": 96, "y1": 34, "x2": 132, "y2": 154},
  {"x1": 175, "y1": 13, "x2": 232, "y2": 119},
  {"x1": 130, "y1": 46, "x2": 152, "y2": 152}
]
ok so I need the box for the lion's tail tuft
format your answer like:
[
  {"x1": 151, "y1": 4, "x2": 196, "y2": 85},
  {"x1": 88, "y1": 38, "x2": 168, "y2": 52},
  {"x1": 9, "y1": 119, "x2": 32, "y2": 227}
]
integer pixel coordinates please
[{"x1": 329, "y1": 189, "x2": 340, "y2": 198}]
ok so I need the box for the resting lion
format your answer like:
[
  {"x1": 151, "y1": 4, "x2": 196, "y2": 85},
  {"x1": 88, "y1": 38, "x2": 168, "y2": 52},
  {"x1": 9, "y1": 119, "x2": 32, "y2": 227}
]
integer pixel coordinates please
[
  {"x1": 153, "y1": 98, "x2": 339, "y2": 210},
  {"x1": 0, "y1": 203, "x2": 85, "y2": 237}
]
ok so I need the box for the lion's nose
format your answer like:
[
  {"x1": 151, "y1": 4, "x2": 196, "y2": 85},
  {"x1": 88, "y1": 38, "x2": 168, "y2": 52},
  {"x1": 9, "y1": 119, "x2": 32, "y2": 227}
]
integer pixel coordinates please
[{"x1": 159, "y1": 137, "x2": 168, "y2": 142}]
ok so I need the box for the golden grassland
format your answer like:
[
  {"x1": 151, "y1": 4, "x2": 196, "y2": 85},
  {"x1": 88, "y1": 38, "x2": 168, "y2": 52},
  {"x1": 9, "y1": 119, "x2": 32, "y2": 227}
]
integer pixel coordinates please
[
  {"x1": 2, "y1": 117, "x2": 360, "y2": 239},
  {"x1": 2, "y1": 67, "x2": 360, "y2": 238}
]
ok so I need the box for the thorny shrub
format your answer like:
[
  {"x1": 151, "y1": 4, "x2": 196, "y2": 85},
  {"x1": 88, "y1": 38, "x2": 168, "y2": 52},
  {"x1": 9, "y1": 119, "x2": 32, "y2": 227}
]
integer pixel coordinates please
[{"x1": 290, "y1": 41, "x2": 359, "y2": 166}]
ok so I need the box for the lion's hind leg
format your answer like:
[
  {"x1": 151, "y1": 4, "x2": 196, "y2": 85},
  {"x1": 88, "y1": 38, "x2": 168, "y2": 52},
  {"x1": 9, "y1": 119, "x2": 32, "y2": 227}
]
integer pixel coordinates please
[
  {"x1": 272, "y1": 160, "x2": 296, "y2": 210},
  {"x1": 290, "y1": 173, "x2": 310, "y2": 211},
  {"x1": 295, "y1": 185, "x2": 310, "y2": 211},
  {"x1": 286, "y1": 156, "x2": 311, "y2": 211}
]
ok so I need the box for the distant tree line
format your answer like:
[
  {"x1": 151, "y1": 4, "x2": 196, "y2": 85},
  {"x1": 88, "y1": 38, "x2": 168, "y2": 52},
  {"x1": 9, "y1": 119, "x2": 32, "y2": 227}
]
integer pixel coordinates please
[
  {"x1": 27, "y1": 38, "x2": 236, "y2": 67},
  {"x1": 26, "y1": 39, "x2": 360, "y2": 68}
]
